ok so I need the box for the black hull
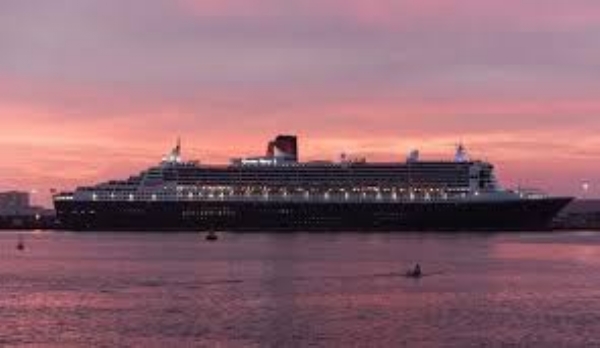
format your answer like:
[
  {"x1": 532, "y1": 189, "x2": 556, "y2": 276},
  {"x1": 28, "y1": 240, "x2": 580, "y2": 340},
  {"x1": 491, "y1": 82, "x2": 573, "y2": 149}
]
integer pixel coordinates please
[{"x1": 54, "y1": 198, "x2": 572, "y2": 232}]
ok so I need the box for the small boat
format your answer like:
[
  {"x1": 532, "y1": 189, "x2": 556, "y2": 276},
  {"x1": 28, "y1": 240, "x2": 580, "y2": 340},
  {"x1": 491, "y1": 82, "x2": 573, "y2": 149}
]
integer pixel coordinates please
[
  {"x1": 16, "y1": 235, "x2": 25, "y2": 251},
  {"x1": 206, "y1": 231, "x2": 218, "y2": 241},
  {"x1": 405, "y1": 263, "x2": 422, "y2": 278},
  {"x1": 405, "y1": 271, "x2": 423, "y2": 279}
]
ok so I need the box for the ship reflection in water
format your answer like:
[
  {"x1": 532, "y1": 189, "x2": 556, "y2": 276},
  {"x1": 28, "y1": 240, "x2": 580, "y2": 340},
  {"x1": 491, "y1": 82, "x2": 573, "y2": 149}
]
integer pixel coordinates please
[{"x1": 2, "y1": 231, "x2": 600, "y2": 347}]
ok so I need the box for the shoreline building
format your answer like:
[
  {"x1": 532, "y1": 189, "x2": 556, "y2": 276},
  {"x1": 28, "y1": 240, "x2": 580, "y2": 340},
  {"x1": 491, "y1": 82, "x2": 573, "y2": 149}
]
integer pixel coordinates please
[{"x1": 0, "y1": 190, "x2": 56, "y2": 229}]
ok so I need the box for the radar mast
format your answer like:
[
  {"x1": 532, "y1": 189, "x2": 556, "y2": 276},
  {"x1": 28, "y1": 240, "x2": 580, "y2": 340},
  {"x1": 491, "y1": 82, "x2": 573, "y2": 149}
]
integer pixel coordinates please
[
  {"x1": 162, "y1": 137, "x2": 183, "y2": 164},
  {"x1": 455, "y1": 143, "x2": 469, "y2": 162}
]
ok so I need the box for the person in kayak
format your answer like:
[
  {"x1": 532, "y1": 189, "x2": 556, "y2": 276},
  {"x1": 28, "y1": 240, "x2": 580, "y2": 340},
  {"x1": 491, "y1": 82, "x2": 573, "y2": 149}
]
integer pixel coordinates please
[{"x1": 408, "y1": 263, "x2": 422, "y2": 277}]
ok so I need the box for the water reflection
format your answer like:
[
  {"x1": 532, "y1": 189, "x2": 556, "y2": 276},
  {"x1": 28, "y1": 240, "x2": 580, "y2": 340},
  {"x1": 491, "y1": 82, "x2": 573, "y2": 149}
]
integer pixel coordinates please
[
  {"x1": 494, "y1": 242, "x2": 600, "y2": 265},
  {"x1": 1, "y1": 231, "x2": 600, "y2": 347}
]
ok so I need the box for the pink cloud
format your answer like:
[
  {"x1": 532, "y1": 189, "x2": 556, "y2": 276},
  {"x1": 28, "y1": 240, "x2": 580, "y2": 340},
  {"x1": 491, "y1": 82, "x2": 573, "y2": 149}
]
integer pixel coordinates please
[
  {"x1": 2, "y1": 82, "x2": 599, "y2": 207},
  {"x1": 177, "y1": 0, "x2": 600, "y2": 30},
  {"x1": 2, "y1": 0, "x2": 600, "y2": 206}
]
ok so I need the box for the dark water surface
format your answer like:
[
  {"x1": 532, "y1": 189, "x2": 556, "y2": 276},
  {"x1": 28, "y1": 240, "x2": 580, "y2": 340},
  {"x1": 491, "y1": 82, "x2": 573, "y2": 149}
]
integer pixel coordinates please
[{"x1": 2, "y1": 231, "x2": 600, "y2": 347}]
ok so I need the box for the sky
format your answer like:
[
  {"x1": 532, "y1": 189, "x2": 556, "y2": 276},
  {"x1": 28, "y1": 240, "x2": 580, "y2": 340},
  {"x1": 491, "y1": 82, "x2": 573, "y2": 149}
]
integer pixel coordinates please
[{"x1": 1, "y1": 0, "x2": 599, "y2": 206}]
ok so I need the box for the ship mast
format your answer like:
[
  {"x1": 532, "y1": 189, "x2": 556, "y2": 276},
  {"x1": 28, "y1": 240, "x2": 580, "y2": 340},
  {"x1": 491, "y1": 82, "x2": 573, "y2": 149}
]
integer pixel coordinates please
[
  {"x1": 162, "y1": 137, "x2": 182, "y2": 164},
  {"x1": 455, "y1": 143, "x2": 469, "y2": 162}
]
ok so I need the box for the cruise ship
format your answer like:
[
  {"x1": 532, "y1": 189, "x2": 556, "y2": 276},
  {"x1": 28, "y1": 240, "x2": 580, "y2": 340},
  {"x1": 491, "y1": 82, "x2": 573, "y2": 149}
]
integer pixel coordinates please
[{"x1": 53, "y1": 135, "x2": 572, "y2": 231}]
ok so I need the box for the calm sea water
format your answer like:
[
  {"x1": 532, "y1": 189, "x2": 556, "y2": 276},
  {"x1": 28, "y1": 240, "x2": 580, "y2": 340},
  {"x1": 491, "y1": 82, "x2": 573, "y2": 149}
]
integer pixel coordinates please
[{"x1": 1, "y1": 230, "x2": 600, "y2": 347}]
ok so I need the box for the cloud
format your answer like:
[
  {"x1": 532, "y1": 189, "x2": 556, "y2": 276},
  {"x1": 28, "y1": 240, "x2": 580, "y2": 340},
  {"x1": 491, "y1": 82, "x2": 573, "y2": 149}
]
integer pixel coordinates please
[
  {"x1": 2, "y1": 0, "x2": 600, "y2": 92},
  {"x1": 1, "y1": 0, "x2": 600, "y2": 205}
]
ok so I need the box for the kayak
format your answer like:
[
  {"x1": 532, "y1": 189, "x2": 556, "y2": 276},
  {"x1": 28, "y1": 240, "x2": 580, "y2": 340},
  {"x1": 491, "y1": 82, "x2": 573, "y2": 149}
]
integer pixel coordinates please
[{"x1": 405, "y1": 271, "x2": 422, "y2": 278}]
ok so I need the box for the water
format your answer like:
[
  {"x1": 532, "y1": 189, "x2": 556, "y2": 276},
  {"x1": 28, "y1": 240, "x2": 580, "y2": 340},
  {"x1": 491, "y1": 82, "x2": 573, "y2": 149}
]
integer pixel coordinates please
[{"x1": 2, "y1": 231, "x2": 600, "y2": 347}]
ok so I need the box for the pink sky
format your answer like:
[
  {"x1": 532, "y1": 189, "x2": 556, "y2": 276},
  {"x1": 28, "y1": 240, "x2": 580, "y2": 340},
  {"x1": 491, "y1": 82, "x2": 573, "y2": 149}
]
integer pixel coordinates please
[{"x1": 1, "y1": 0, "x2": 599, "y2": 206}]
